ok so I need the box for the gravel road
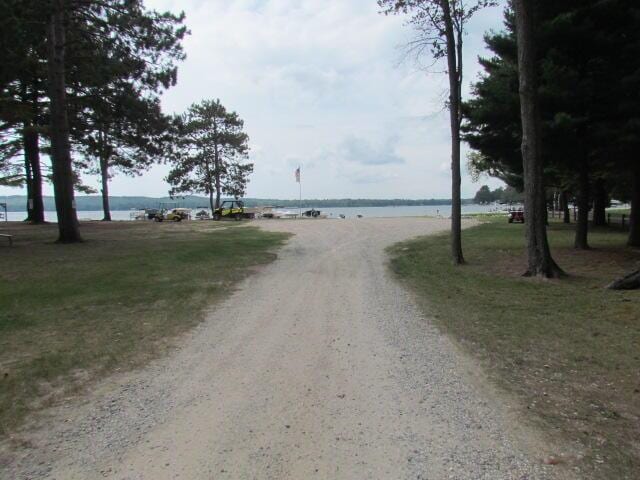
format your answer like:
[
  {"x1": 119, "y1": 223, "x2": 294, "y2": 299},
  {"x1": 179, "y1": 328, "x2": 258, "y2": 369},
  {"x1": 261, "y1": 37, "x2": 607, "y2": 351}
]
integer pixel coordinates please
[{"x1": 4, "y1": 218, "x2": 569, "y2": 480}]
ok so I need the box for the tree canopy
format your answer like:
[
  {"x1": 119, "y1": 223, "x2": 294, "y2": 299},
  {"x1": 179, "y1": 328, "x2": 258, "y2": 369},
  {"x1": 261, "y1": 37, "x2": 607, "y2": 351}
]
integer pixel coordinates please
[
  {"x1": 463, "y1": 0, "x2": 640, "y2": 249},
  {"x1": 1, "y1": 0, "x2": 189, "y2": 235},
  {"x1": 167, "y1": 99, "x2": 253, "y2": 211}
]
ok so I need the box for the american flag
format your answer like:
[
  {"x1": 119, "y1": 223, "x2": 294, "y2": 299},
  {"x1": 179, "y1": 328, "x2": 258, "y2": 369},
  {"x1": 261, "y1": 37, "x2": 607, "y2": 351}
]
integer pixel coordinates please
[{"x1": 295, "y1": 166, "x2": 300, "y2": 183}]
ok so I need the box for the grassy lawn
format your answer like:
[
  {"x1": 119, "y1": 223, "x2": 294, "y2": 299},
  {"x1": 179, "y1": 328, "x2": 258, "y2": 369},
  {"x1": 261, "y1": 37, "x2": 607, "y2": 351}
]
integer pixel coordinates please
[
  {"x1": 0, "y1": 220, "x2": 289, "y2": 437},
  {"x1": 389, "y1": 220, "x2": 640, "y2": 479}
]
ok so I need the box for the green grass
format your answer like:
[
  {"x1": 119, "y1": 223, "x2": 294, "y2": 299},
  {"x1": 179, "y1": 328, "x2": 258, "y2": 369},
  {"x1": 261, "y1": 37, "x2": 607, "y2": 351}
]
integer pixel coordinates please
[
  {"x1": 463, "y1": 212, "x2": 508, "y2": 220},
  {"x1": 388, "y1": 220, "x2": 640, "y2": 479},
  {"x1": 0, "y1": 221, "x2": 289, "y2": 436}
]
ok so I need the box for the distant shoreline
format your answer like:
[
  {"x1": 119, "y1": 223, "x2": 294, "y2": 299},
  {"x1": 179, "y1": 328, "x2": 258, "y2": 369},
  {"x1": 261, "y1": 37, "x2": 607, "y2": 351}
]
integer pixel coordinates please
[
  {"x1": 4, "y1": 204, "x2": 501, "y2": 222},
  {"x1": 1, "y1": 195, "x2": 476, "y2": 212}
]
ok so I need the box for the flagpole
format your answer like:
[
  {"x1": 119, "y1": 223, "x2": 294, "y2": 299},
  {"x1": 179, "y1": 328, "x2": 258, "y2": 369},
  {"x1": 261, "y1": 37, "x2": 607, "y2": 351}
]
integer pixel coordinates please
[{"x1": 298, "y1": 165, "x2": 302, "y2": 219}]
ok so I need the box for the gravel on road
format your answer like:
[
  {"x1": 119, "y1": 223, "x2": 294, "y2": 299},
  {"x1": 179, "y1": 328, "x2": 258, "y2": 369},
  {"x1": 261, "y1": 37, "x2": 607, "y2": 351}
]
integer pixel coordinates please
[{"x1": 3, "y1": 218, "x2": 570, "y2": 480}]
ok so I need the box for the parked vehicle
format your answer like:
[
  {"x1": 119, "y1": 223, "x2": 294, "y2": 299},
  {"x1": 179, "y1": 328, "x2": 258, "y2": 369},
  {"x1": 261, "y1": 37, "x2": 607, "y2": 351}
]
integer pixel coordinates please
[
  {"x1": 508, "y1": 209, "x2": 525, "y2": 223},
  {"x1": 213, "y1": 200, "x2": 244, "y2": 220},
  {"x1": 155, "y1": 208, "x2": 191, "y2": 222},
  {"x1": 194, "y1": 208, "x2": 211, "y2": 220},
  {"x1": 302, "y1": 209, "x2": 321, "y2": 218},
  {"x1": 145, "y1": 208, "x2": 161, "y2": 220}
]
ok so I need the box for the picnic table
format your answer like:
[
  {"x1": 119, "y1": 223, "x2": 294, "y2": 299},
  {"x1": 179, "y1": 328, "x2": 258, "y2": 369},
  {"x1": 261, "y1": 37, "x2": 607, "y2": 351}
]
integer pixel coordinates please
[{"x1": 0, "y1": 233, "x2": 13, "y2": 246}]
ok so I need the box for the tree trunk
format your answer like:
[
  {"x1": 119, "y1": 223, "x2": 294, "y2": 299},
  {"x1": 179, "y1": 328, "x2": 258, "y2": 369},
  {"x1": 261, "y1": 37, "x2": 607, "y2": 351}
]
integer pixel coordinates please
[
  {"x1": 24, "y1": 146, "x2": 34, "y2": 222},
  {"x1": 213, "y1": 142, "x2": 222, "y2": 209},
  {"x1": 574, "y1": 160, "x2": 590, "y2": 249},
  {"x1": 204, "y1": 154, "x2": 216, "y2": 212},
  {"x1": 99, "y1": 154, "x2": 111, "y2": 221},
  {"x1": 560, "y1": 190, "x2": 570, "y2": 223},
  {"x1": 215, "y1": 175, "x2": 222, "y2": 209},
  {"x1": 441, "y1": 0, "x2": 464, "y2": 265},
  {"x1": 607, "y1": 269, "x2": 640, "y2": 290},
  {"x1": 514, "y1": 0, "x2": 563, "y2": 278},
  {"x1": 628, "y1": 161, "x2": 640, "y2": 247},
  {"x1": 24, "y1": 127, "x2": 45, "y2": 223},
  {"x1": 48, "y1": 0, "x2": 81, "y2": 243},
  {"x1": 544, "y1": 200, "x2": 549, "y2": 225},
  {"x1": 592, "y1": 178, "x2": 607, "y2": 227}
]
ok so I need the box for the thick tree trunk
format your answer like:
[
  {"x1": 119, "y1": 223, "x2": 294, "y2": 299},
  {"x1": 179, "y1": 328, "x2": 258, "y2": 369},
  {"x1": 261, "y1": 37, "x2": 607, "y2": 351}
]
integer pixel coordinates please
[
  {"x1": 100, "y1": 155, "x2": 111, "y2": 221},
  {"x1": 560, "y1": 190, "x2": 570, "y2": 223},
  {"x1": 441, "y1": 0, "x2": 464, "y2": 265},
  {"x1": 215, "y1": 175, "x2": 222, "y2": 209},
  {"x1": 204, "y1": 156, "x2": 216, "y2": 212},
  {"x1": 24, "y1": 149, "x2": 34, "y2": 222},
  {"x1": 24, "y1": 127, "x2": 45, "y2": 223},
  {"x1": 628, "y1": 161, "x2": 640, "y2": 247},
  {"x1": 212, "y1": 123, "x2": 223, "y2": 209},
  {"x1": 574, "y1": 160, "x2": 590, "y2": 249},
  {"x1": 213, "y1": 144, "x2": 222, "y2": 209},
  {"x1": 607, "y1": 269, "x2": 640, "y2": 290},
  {"x1": 48, "y1": 0, "x2": 81, "y2": 243},
  {"x1": 592, "y1": 178, "x2": 607, "y2": 227},
  {"x1": 514, "y1": 0, "x2": 563, "y2": 278}
]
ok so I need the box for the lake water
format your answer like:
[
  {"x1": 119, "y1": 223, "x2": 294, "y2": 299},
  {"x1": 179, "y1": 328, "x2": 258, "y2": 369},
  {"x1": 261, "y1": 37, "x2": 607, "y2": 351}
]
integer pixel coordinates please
[
  {"x1": 287, "y1": 204, "x2": 503, "y2": 218},
  {"x1": 4, "y1": 204, "x2": 503, "y2": 222}
]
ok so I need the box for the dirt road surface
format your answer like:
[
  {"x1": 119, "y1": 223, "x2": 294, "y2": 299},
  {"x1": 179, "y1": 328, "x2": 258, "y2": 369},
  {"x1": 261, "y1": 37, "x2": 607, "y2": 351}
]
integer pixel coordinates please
[{"x1": 5, "y1": 218, "x2": 568, "y2": 479}]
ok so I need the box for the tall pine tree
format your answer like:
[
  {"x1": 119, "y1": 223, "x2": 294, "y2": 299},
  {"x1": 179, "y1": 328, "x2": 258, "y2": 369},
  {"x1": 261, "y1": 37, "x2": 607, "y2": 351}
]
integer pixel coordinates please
[{"x1": 167, "y1": 99, "x2": 253, "y2": 211}]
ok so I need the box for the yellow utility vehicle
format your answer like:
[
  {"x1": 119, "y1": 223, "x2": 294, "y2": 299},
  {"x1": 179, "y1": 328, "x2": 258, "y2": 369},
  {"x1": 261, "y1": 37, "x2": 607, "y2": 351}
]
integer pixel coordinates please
[
  {"x1": 155, "y1": 208, "x2": 191, "y2": 222},
  {"x1": 213, "y1": 200, "x2": 244, "y2": 221}
]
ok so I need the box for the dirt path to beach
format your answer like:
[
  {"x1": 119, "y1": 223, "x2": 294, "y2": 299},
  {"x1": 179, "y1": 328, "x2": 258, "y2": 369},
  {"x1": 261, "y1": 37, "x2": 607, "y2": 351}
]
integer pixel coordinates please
[{"x1": 5, "y1": 218, "x2": 569, "y2": 479}]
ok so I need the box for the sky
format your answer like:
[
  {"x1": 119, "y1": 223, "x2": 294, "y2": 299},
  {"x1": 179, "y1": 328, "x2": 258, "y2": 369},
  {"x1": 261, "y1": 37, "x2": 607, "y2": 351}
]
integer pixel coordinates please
[{"x1": 2, "y1": 0, "x2": 507, "y2": 200}]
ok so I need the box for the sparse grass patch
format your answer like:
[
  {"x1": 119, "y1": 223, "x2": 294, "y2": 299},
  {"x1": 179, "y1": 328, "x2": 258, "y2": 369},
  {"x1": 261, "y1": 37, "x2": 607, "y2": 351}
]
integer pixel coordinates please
[
  {"x1": 389, "y1": 219, "x2": 640, "y2": 479},
  {"x1": 0, "y1": 221, "x2": 289, "y2": 436},
  {"x1": 464, "y1": 211, "x2": 508, "y2": 221}
]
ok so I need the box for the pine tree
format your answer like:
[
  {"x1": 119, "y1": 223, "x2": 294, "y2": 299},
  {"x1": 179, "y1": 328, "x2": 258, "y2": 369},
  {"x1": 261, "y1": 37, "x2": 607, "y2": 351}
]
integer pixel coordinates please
[
  {"x1": 465, "y1": 0, "x2": 640, "y2": 258},
  {"x1": 1, "y1": 0, "x2": 49, "y2": 223},
  {"x1": 68, "y1": 2, "x2": 185, "y2": 221},
  {"x1": 167, "y1": 100, "x2": 253, "y2": 211}
]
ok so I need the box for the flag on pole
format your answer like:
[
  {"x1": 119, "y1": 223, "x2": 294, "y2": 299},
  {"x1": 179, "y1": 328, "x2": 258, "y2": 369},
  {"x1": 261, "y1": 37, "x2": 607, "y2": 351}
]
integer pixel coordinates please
[{"x1": 295, "y1": 166, "x2": 300, "y2": 183}]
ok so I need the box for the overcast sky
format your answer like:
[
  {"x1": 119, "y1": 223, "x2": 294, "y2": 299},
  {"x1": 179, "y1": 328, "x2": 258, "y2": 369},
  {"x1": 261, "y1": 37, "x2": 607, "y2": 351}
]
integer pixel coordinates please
[{"x1": 3, "y1": 0, "x2": 507, "y2": 200}]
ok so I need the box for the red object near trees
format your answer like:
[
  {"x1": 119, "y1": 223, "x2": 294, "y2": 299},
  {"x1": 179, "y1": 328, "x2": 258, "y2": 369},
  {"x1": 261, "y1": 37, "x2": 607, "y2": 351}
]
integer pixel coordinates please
[{"x1": 508, "y1": 210, "x2": 525, "y2": 224}]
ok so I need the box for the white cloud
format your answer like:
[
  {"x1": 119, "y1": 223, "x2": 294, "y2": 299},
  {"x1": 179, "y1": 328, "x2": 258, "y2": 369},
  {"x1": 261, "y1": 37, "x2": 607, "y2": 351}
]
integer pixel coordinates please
[
  {"x1": 1, "y1": 0, "x2": 507, "y2": 200},
  {"x1": 336, "y1": 135, "x2": 404, "y2": 166}
]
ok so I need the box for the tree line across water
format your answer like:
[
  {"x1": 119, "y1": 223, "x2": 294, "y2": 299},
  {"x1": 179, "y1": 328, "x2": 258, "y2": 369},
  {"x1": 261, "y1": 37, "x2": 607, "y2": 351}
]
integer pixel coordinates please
[
  {"x1": 381, "y1": 0, "x2": 639, "y2": 286},
  {"x1": 1, "y1": 195, "x2": 481, "y2": 212},
  {"x1": 1, "y1": 1, "x2": 253, "y2": 242}
]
